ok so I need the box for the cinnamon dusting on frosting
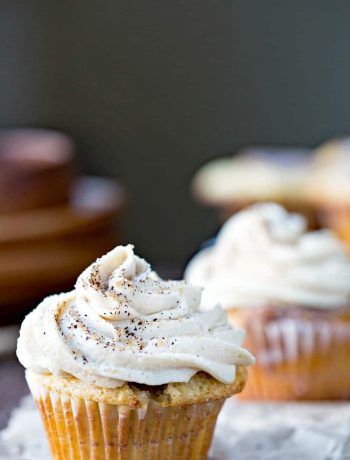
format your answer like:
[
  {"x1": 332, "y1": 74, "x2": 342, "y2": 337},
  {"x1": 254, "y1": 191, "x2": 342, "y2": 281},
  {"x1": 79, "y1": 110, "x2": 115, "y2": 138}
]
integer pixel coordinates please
[{"x1": 17, "y1": 245, "x2": 254, "y2": 388}]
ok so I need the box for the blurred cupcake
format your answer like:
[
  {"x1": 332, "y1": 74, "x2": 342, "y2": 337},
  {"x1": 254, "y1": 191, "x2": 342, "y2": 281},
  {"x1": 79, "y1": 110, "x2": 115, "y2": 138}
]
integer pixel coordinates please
[
  {"x1": 307, "y1": 137, "x2": 350, "y2": 245},
  {"x1": 17, "y1": 245, "x2": 254, "y2": 459},
  {"x1": 192, "y1": 146, "x2": 317, "y2": 228},
  {"x1": 185, "y1": 203, "x2": 350, "y2": 401}
]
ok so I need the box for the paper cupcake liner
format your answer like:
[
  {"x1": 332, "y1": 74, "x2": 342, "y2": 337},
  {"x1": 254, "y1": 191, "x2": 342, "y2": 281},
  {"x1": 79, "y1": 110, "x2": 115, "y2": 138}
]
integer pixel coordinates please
[
  {"x1": 228, "y1": 308, "x2": 350, "y2": 400},
  {"x1": 26, "y1": 372, "x2": 224, "y2": 460}
]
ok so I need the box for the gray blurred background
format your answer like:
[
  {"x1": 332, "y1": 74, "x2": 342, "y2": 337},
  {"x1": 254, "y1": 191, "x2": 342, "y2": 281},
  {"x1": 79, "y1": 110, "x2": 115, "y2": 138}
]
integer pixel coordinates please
[{"x1": 1, "y1": 0, "x2": 350, "y2": 265}]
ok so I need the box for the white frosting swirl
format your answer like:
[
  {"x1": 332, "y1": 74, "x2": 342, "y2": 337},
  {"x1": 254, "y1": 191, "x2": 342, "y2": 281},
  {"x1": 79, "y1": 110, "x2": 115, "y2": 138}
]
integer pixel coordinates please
[
  {"x1": 17, "y1": 245, "x2": 254, "y2": 388},
  {"x1": 185, "y1": 204, "x2": 350, "y2": 309}
]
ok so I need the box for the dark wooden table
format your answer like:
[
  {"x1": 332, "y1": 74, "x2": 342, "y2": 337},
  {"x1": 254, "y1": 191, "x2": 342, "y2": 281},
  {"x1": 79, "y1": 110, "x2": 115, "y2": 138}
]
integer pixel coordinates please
[{"x1": 0, "y1": 355, "x2": 28, "y2": 430}]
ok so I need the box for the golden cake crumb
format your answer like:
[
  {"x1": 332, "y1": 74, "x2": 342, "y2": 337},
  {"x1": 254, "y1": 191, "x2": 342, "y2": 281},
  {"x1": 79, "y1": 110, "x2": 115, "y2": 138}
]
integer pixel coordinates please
[{"x1": 26, "y1": 367, "x2": 247, "y2": 408}]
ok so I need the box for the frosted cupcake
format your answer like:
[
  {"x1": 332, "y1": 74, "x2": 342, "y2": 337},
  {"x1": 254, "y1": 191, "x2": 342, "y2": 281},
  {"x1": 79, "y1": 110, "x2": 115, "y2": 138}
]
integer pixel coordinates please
[
  {"x1": 17, "y1": 245, "x2": 254, "y2": 459},
  {"x1": 191, "y1": 147, "x2": 317, "y2": 227},
  {"x1": 307, "y1": 138, "x2": 350, "y2": 245},
  {"x1": 185, "y1": 204, "x2": 350, "y2": 401}
]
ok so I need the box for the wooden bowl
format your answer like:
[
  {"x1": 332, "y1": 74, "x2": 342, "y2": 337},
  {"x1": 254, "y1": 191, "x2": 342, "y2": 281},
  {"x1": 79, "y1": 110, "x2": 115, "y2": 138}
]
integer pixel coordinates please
[
  {"x1": 0, "y1": 176, "x2": 127, "y2": 325},
  {"x1": 0, "y1": 230, "x2": 117, "y2": 325},
  {"x1": 0, "y1": 176, "x2": 126, "y2": 245},
  {"x1": 0, "y1": 128, "x2": 75, "y2": 213}
]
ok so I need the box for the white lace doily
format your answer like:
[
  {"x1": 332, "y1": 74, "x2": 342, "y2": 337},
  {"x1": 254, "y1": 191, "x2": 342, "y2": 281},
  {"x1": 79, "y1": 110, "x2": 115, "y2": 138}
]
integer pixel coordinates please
[{"x1": 1, "y1": 396, "x2": 350, "y2": 459}]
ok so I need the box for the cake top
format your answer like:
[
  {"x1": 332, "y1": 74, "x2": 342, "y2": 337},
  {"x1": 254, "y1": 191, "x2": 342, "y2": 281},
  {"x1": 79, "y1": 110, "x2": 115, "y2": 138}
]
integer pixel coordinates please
[
  {"x1": 17, "y1": 245, "x2": 254, "y2": 388},
  {"x1": 307, "y1": 137, "x2": 350, "y2": 206},
  {"x1": 185, "y1": 203, "x2": 350, "y2": 310},
  {"x1": 192, "y1": 147, "x2": 311, "y2": 205}
]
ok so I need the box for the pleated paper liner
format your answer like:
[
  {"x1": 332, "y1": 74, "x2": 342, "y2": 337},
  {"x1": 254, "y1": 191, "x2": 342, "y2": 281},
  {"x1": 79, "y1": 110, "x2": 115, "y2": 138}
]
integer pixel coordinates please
[
  {"x1": 228, "y1": 306, "x2": 350, "y2": 401},
  {"x1": 26, "y1": 372, "x2": 224, "y2": 460}
]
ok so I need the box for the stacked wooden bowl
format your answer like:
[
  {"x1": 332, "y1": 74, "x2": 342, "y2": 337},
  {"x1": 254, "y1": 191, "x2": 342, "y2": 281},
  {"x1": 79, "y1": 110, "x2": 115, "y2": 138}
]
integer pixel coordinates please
[{"x1": 0, "y1": 129, "x2": 127, "y2": 325}]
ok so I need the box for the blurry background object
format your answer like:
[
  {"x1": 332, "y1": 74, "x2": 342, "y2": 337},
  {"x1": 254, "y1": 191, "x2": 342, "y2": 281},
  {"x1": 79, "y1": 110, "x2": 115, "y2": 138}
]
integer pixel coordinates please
[
  {"x1": 0, "y1": 128, "x2": 127, "y2": 326},
  {"x1": 3, "y1": 1, "x2": 350, "y2": 264},
  {"x1": 191, "y1": 146, "x2": 318, "y2": 228},
  {"x1": 185, "y1": 203, "x2": 350, "y2": 401},
  {"x1": 307, "y1": 138, "x2": 350, "y2": 246},
  {"x1": 0, "y1": 129, "x2": 74, "y2": 212},
  {"x1": 0, "y1": 326, "x2": 19, "y2": 358}
]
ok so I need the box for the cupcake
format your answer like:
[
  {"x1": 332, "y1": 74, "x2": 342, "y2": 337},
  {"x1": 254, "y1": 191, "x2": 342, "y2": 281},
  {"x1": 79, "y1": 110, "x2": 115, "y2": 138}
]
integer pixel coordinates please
[
  {"x1": 185, "y1": 203, "x2": 350, "y2": 401},
  {"x1": 307, "y1": 137, "x2": 350, "y2": 245},
  {"x1": 17, "y1": 245, "x2": 254, "y2": 459},
  {"x1": 191, "y1": 146, "x2": 317, "y2": 228}
]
